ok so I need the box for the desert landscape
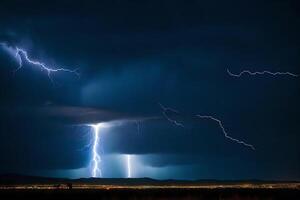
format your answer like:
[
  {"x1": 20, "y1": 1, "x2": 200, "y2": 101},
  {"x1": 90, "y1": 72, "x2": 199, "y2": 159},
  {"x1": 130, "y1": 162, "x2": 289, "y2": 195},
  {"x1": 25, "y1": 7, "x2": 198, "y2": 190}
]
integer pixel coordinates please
[{"x1": 0, "y1": 174, "x2": 299, "y2": 199}]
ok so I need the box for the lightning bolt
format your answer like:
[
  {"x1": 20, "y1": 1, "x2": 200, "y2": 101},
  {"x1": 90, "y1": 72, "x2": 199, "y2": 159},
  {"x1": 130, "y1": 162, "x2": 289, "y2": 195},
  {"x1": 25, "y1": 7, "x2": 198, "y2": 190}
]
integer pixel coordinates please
[
  {"x1": 86, "y1": 122, "x2": 139, "y2": 178},
  {"x1": 158, "y1": 103, "x2": 184, "y2": 127},
  {"x1": 127, "y1": 155, "x2": 132, "y2": 178},
  {"x1": 196, "y1": 115, "x2": 255, "y2": 150},
  {"x1": 227, "y1": 69, "x2": 298, "y2": 77},
  {"x1": 89, "y1": 124, "x2": 102, "y2": 178},
  {"x1": 0, "y1": 43, "x2": 79, "y2": 83}
]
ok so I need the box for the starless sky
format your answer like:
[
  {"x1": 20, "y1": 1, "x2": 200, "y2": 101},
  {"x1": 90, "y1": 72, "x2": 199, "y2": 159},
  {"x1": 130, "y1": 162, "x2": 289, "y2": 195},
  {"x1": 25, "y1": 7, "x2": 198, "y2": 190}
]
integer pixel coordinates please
[{"x1": 0, "y1": 0, "x2": 299, "y2": 180}]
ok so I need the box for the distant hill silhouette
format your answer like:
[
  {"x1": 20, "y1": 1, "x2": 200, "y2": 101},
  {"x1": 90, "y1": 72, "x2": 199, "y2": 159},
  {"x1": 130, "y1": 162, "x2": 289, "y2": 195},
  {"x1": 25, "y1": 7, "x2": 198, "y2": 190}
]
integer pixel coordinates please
[{"x1": 0, "y1": 173, "x2": 298, "y2": 186}]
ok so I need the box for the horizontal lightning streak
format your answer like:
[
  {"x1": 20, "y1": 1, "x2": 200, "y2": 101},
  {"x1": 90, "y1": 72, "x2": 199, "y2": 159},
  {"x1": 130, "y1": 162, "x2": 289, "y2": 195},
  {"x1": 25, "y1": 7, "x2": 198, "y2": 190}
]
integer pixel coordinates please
[
  {"x1": 227, "y1": 69, "x2": 298, "y2": 77},
  {"x1": 196, "y1": 115, "x2": 255, "y2": 150},
  {"x1": 158, "y1": 103, "x2": 184, "y2": 127}
]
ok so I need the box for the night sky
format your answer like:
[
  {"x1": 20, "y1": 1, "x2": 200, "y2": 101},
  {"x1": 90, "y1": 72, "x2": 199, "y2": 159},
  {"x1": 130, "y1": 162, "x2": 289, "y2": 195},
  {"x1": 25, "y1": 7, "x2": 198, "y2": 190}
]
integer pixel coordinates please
[{"x1": 0, "y1": 0, "x2": 299, "y2": 180}]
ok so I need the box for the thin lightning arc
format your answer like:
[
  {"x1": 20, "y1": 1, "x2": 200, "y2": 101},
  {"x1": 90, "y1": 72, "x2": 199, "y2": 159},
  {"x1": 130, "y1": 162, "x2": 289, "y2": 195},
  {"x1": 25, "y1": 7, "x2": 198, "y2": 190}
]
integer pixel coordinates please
[
  {"x1": 196, "y1": 115, "x2": 255, "y2": 150},
  {"x1": 227, "y1": 69, "x2": 298, "y2": 77},
  {"x1": 127, "y1": 155, "x2": 132, "y2": 178},
  {"x1": 15, "y1": 47, "x2": 80, "y2": 82},
  {"x1": 90, "y1": 124, "x2": 102, "y2": 178},
  {"x1": 158, "y1": 103, "x2": 184, "y2": 127},
  {"x1": 0, "y1": 43, "x2": 80, "y2": 82}
]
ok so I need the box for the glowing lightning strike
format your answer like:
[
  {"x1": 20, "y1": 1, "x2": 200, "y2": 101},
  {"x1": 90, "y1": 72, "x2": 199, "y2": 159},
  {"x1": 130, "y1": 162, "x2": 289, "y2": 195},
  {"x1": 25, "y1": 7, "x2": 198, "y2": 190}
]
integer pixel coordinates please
[
  {"x1": 196, "y1": 115, "x2": 255, "y2": 150},
  {"x1": 0, "y1": 42, "x2": 79, "y2": 83},
  {"x1": 227, "y1": 69, "x2": 298, "y2": 77},
  {"x1": 127, "y1": 155, "x2": 132, "y2": 178},
  {"x1": 158, "y1": 103, "x2": 184, "y2": 127},
  {"x1": 90, "y1": 124, "x2": 102, "y2": 178},
  {"x1": 15, "y1": 47, "x2": 80, "y2": 82}
]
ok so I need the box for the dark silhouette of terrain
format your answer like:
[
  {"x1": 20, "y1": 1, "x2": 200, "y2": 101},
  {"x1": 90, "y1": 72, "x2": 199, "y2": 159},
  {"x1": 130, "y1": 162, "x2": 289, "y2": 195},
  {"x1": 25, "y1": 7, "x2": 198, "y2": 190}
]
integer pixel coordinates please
[
  {"x1": 0, "y1": 174, "x2": 299, "y2": 199},
  {"x1": 1, "y1": 173, "x2": 299, "y2": 185}
]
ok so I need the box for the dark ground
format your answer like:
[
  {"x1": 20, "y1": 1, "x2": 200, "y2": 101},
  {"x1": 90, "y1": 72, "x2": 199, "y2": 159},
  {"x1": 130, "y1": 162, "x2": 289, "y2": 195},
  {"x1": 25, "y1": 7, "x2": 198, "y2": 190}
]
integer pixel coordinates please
[
  {"x1": 0, "y1": 174, "x2": 299, "y2": 199},
  {"x1": 0, "y1": 188, "x2": 299, "y2": 200}
]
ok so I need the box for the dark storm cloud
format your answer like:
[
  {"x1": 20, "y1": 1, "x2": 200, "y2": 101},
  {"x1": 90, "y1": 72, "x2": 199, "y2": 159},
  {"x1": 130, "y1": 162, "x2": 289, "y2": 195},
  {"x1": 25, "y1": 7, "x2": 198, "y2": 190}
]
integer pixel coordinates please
[
  {"x1": 1, "y1": 0, "x2": 299, "y2": 72},
  {"x1": 138, "y1": 154, "x2": 300, "y2": 180},
  {"x1": 0, "y1": 0, "x2": 299, "y2": 179},
  {"x1": 33, "y1": 105, "x2": 124, "y2": 124},
  {"x1": 0, "y1": 120, "x2": 90, "y2": 170},
  {"x1": 0, "y1": 104, "x2": 160, "y2": 125},
  {"x1": 0, "y1": 105, "x2": 115, "y2": 123}
]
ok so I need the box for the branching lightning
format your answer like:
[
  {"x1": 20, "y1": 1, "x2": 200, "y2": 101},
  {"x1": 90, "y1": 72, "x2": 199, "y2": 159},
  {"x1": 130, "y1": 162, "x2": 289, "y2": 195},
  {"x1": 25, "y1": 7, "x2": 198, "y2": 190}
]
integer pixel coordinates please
[
  {"x1": 158, "y1": 103, "x2": 184, "y2": 127},
  {"x1": 0, "y1": 43, "x2": 79, "y2": 83},
  {"x1": 196, "y1": 115, "x2": 255, "y2": 150},
  {"x1": 86, "y1": 122, "x2": 138, "y2": 178},
  {"x1": 158, "y1": 102, "x2": 254, "y2": 150},
  {"x1": 227, "y1": 69, "x2": 298, "y2": 77},
  {"x1": 90, "y1": 124, "x2": 102, "y2": 178},
  {"x1": 15, "y1": 47, "x2": 80, "y2": 82}
]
